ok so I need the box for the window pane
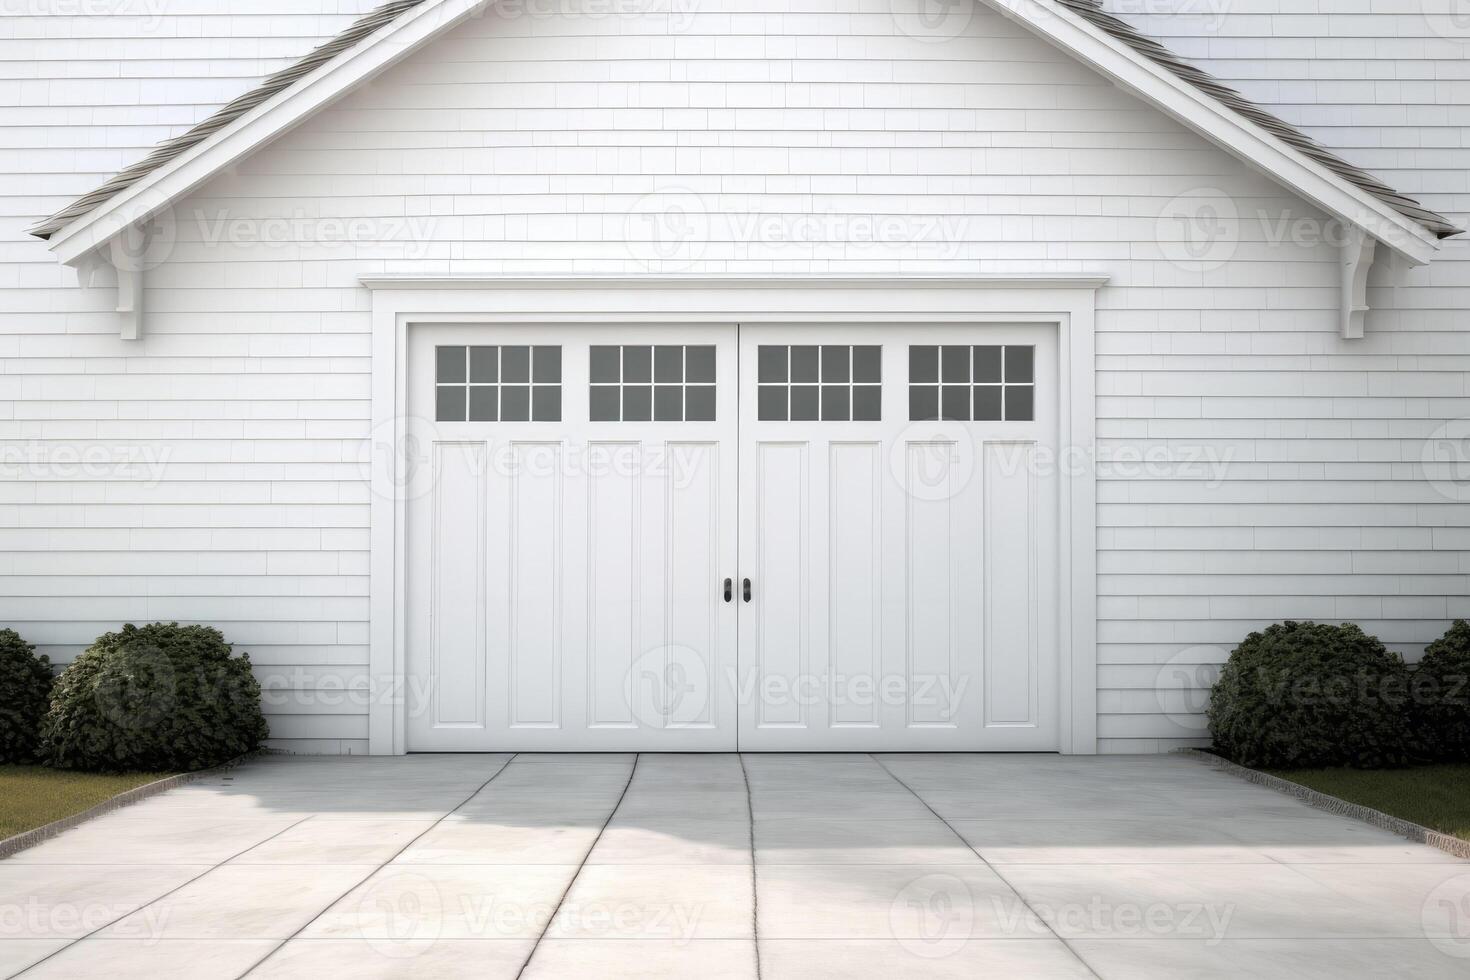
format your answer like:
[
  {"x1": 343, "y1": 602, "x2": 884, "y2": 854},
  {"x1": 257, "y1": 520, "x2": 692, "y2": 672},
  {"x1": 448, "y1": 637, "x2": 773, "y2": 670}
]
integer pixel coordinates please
[
  {"x1": 853, "y1": 384, "x2": 881, "y2": 421},
  {"x1": 821, "y1": 385, "x2": 850, "y2": 421},
  {"x1": 590, "y1": 346, "x2": 620, "y2": 383},
  {"x1": 758, "y1": 385, "x2": 787, "y2": 421},
  {"x1": 436, "y1": 346, "x2": 466, "y2": 384},
  {"x1": 1005, "y1": 385, "x2": 1034, "y2": 421},
  {"x1": 623, "y1": 346, "x2": 652, "y2": 383},
  {"x1": 758, "y1": 345, "x2": 787, "y2": 383},
  {"x1": 1006, "y1": 346, "x2": 1034, "y2": 384},
  {"x1": 942, "y1": 346, "x2": 970, "y2": 383},
  {"x1": 790, "y1": 345, "x2": 819, "y2": 383},
  {"x1": 436, "y1": 385, "x2": 466, "y2": 422},
  {"x1": 532, "y1": 385, "x2": 560, "y2": 421},
  {"x1": 686, "y1": 385, "x2": 716, "y2": 421},
  {"x1": 909, "y1": 385, "x2": 938, "y2": 421},
  {"x1": 910, "y1": 346, "x2": 938, "y2": 383},
  {"x1": 500, "y1": 385, "x2": 530, "y2": 421},
  {"x1": 532, "y1": 345, "x2": 560, "y2": 383},
  {"x1": 590, "y1": 385, "x2": 620, "y2": 421},
  {"x1": 790, "y1": 384, "x2": 819, "y2": 421},
  {"x1": 852, "y1": 345, "x2": 881, "y2": 383},
  {"x1": 469, "y1": 386, "x2": 497, "y2": 421},
  {"x1": 973, "y1": 346, "x2": 1003, "y2": 383},
  {"x1": 469, "y1": 346, "x2": 497, "y2": 383},
  {"x1": 973, "y1": 385, "x2": 1003, "y2": 421},
  {"x1": 821, "y1": 345, "x2": 849, "y2": 383},
  {"x1": 654, "y1": 384, "x2": 682, "y2": 421},
  {"x1": 941, "y1": 384, "x2": 969, "y2": 420},
  {"x1": 654, "y1": 345, "x2": 683, "y2": 383},
  {"x1": 501, "y1": 346, "x2": 530, "y2": 383},
  {"x1": 623, "y1": 385, "x2": 652, "y2": 421},
  {"x1": 687, "y1": 346, "x2": 716, "y2": 384}
]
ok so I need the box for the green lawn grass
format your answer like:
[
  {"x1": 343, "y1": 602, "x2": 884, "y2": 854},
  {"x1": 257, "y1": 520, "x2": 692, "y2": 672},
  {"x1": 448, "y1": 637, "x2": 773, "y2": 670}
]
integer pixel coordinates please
[
  {"x1": 1265, "y1": 763, "x2": 1470, "y2": 842},
  {"x1": 0, "y1": 765, "x2": 170, "y2": 839}
]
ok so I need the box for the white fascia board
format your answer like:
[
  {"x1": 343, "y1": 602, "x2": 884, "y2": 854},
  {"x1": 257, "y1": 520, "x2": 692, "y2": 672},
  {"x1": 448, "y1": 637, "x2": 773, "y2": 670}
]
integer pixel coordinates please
[
  {"x1": 47, "y1": 0, "x2": 490, "y2": 267},
  {"x1": 984, "y1": 0, "x2": 1440, "y2": 266}
]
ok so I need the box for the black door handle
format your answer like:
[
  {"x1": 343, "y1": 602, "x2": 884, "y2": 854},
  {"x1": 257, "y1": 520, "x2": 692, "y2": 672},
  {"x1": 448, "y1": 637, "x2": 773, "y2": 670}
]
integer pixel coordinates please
[
  {"x1": 723, "y1": 578, "x2": 732, "y2": 603},
  {"x1": 743, "y1": 578, "x2": 752, "y2": 602}
]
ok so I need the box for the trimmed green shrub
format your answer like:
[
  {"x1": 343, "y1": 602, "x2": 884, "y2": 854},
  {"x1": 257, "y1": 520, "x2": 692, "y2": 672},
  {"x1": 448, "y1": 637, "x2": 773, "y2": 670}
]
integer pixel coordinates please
[
  {"x1": 40, "y1": 622, "x2": 268, "y2": 773},
  {"x1": 1412, "y1": 620, "x2": 1470, "y2": 761},
  {"x1": 0, "y1": 629, "x2": 53, "y2": 763},
  {"x1": 1208, "y1": 620, "x2": 1413, "y2": 769}
]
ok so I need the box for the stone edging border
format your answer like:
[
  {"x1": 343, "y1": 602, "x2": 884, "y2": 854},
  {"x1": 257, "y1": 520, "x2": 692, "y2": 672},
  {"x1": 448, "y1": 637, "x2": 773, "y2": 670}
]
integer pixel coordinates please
[
  {"x1": 0, "y1": 753, "x2": 257, "y2": 861},
  {"x1": 1177, "y1": 748, "x2": 1470, "y2": 861}
]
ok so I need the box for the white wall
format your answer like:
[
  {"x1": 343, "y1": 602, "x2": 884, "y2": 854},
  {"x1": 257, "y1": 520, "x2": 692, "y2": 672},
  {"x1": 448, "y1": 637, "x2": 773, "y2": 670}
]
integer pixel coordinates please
[
  {"x1": 2, "y1": 1, "x2": 384, "y2": 753},
  {"x1": 2, "y1": 0, "x2": 1465, "y2": 753},
  {"x1": 1100, "y1": 0, "x2": 1470, "y2": 749}
]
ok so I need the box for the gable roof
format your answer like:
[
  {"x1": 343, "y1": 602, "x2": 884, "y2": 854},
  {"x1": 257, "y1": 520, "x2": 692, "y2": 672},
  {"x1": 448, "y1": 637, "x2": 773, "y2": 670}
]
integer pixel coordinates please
[
  {"x1": 30, "y1": 0, "x2": 432, "y2": 241},
  {"x1": 29, "y1": 0, "x2": 1461, "y2": 261},
  {"x1": 1057, "y1": 0, "x2": 1457, "y2": 239}
]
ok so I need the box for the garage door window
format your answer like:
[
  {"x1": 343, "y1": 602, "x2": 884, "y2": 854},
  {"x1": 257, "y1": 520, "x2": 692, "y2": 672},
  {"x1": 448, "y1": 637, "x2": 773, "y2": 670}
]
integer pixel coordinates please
[
  {"x1": 435, "y1": 345, "x2": 562, "y2": 422},
  {"x1": 589, "y1": 344, "x2": 716, "y2": 421},
  {"x1": 908, "y1": 344, "x2": 1034, "y2": 421},
  {"x1": 756, "y1": 344, "x2": 881, "y2": 421}
]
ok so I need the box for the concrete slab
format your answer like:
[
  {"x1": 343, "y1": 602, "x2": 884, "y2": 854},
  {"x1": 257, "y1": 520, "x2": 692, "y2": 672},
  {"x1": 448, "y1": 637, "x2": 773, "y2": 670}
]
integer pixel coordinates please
[
  {"x1": 20, "y1": 938, "x2": 280, "y2": 979},
  {"x1": 302, "y1": 864, "x2": 579, "y2": 941},
  {"x1": 545, "y1": 865, "x2": 754, "y2": 940},
  {"x1": 0, "y1": 939, "x2": 69, "y2": 976},
  {"x1": 96, "y1": 864, "x2": 368, "y2": 940},
  {"x1": 755, "y1": 817, "x2": 975, "y2": 864},
  {"x1": 0, "y1": 863, "x2": 212, "y2": 939},
  {"x1": 397, "y1": 822, "x2": 601, "y2": 865},
  {"x1": 3, "y1": 752, "x2": 1465, "y2": 979},
  {"x1": 523, "y1": 939, "x2": 757, "y2": 979},
  {"x1": 755, "y1": 863, "x2": 1045, "y2": 940},
  {"x1": 760, "y1": 938, "x2": 1094, "y2": 979},
  {"x1": 249, "y1": 938, "x2": 534, "y2": 979},
  {"x1": 587, "y1": 816, "x2": 752, "y2": 865},
  {"x1": 1068, "y1": 937, "x2": 1470, "y2": 980}
]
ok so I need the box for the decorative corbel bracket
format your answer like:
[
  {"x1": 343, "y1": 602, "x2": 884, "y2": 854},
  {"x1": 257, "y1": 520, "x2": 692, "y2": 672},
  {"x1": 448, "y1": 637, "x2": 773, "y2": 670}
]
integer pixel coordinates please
[
  {"x1": 109, "y1": 235, "x2": 146, "y2": 341},
  {"x1": 1339, "y1": 226, "x2": 1377, "y2": 340}
]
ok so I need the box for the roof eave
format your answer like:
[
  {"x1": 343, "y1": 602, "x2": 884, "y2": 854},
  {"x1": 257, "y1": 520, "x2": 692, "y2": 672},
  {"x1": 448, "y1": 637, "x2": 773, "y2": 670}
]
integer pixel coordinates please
[
  {"x1": 36, "y1": 0, "x2": 1452, "y2": 269},
  {"x1": 41, "y1": 0, "x2": 483, "y2": 267},
  {"x1": 991, "y1": 0, "x2": 1446, "y2": 264}
]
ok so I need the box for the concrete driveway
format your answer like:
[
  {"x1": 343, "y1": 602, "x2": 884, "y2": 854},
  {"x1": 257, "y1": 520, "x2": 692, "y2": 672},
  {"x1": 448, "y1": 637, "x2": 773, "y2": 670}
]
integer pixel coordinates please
[{"x1": 1, "y1": 753, "x2": 1467, "y2": 979}]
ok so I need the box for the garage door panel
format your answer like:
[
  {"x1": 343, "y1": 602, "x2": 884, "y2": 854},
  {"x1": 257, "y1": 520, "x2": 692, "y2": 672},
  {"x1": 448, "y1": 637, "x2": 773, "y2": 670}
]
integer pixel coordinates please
[
  {"x1": 666, "y1": 441, "x2": 721, "y2": 729},
  {"x1": 753, "y1": 441, "x2": 809, "y2": 729},
  {"x1": 739, "y1": 324, "x2": 1059, "y2": 751},
  {"x1": 983, "y1": 440, "x2": 1040, "y2": 729},
  {"x1": 904, "y1": 442, "x2": 960, "y2": 729},
  {"x1": 430, "y1": 441, "x2": 486, "y2": 729},
  {"x1": 828, "y1": 441, "x2": 882, "y2": 728},
  {"x1": 586, "y1": 442, "x2": 639, "y2": 729},
  {"x1": 408, "y1": 324, "x2": 738, "y2": 751},
  {"x1": 506, "y1": 441, "x2": 562, "y2": 729}
]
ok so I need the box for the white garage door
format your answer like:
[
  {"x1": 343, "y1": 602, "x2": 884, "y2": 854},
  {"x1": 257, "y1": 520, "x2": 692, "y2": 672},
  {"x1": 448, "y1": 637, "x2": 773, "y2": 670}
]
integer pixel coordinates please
[{"x1": 406, "y1": 323, "x2": 1058, "y2": 751}]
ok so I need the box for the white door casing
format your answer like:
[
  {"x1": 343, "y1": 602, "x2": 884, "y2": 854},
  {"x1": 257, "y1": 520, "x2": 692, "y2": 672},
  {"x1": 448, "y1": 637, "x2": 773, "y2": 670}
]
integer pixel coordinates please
[{"x1": 366, "y1": 278, "x2": 1101, "y2": 755}]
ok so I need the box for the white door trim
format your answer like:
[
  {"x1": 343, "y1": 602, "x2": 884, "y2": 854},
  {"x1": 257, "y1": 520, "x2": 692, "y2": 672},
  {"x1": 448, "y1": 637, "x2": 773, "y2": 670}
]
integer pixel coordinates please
[{"x1": 365, "y1": 276, "x2": 1103, "y2": 755}]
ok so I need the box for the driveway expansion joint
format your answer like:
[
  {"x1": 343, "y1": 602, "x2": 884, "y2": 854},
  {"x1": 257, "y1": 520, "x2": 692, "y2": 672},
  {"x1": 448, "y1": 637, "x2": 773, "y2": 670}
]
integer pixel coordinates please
[
  {"x1": 867, "y1": 754, "x2": 1105, "y2": 980},
  {"x1": 235, "y1": 752, "x2": 519, "y2": 978}
]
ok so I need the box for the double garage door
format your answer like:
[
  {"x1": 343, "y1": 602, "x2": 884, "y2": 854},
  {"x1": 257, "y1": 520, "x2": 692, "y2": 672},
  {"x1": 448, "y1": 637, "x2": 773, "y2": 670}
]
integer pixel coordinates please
[{"x1": 406, "y1": 324, "x2": 1058, "y2": 751}]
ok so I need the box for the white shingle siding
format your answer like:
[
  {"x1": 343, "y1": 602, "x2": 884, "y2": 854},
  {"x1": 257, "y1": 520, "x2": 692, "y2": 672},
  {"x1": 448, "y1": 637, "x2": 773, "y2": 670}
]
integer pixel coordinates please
[
  {"x1": 3, "y1": 0, "x2": 1465, "y2": 753},
  {"x1": 1101, "y1": 0, "x2": 1470, "y2": 751}
]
